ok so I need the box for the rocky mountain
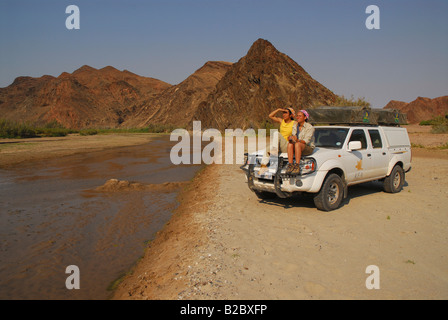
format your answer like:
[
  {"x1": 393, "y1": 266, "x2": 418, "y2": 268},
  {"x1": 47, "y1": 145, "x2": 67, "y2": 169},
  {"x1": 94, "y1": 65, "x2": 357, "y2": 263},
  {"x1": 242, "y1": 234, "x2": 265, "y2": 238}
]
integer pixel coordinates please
[
  {"x1": 194, "y1": 39, "x2": 337, "y2": 130},
  {"x1": 384, "y1": 96, "x2": 448, "y2": 123},
  {"x1": 0, "y1": 65, "x2": 171, "y2": 129},
  {"x1": 1, "y1": 39, "x2": 339, "y2": 130},
  {"x1": 122, "y1": 61, "x2": 233, "y2": 128}
]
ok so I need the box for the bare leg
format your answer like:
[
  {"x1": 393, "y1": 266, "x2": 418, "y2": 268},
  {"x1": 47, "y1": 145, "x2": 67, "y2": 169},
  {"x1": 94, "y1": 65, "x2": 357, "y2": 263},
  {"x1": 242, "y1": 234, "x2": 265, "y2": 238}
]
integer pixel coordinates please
[
  {"x1": 292, "y1": 142, "x2": 306, "y2": 174},
  {"x1": 294, "y1": 142, "x2": 305, "y2": 163},
  {"x1": 287, "y1": 143, "x2": 294, "y2": 164}
]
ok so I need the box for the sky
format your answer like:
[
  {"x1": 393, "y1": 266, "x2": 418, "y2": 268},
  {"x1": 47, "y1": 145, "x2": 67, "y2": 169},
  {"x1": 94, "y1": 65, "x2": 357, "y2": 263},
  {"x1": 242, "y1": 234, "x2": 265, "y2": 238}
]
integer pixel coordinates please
[{"x1": 0, "y1": 0, "x2": 447, "y2": 108}]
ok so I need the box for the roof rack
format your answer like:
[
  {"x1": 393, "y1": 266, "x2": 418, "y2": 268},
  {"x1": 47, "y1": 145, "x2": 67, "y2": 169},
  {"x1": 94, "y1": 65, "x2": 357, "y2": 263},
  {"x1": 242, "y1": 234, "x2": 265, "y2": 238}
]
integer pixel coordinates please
[{"x1": 307, "y1": 106, "x2": 407, "y2": 126}]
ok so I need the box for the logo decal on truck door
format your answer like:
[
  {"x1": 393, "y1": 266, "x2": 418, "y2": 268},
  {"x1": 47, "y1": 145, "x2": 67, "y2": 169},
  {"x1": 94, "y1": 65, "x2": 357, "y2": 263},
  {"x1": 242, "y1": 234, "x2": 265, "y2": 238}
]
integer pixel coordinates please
[{"x1": 356, "y1": 160, "x2": 363, "y2": 171}]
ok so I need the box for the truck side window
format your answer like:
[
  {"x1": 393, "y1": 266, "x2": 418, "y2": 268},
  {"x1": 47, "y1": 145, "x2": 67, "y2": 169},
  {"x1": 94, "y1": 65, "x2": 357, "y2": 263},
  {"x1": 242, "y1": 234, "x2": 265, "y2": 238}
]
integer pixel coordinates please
[
  {"x1": 368, "y1": 130, "x2": 383, "y2": 149},
  {"x1": 349, "y1": 129, "x2": 367, "y2": 149}
]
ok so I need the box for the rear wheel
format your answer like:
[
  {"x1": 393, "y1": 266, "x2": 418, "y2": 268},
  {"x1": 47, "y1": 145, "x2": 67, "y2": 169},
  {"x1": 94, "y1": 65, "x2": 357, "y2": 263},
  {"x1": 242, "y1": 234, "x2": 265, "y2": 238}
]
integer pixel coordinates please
[
  {"x1": 313, "y1": 173, "x2": 344, "y2": 211},
  {"x1": 383, "y1": 165, "x2": 404, "y2": 193}
]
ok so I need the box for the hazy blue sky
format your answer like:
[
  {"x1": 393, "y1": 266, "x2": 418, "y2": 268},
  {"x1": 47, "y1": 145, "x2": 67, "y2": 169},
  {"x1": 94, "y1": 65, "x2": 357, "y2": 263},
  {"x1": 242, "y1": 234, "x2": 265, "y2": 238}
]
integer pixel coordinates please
[{"x1": 0, "y1": 0, "x2": 447, "y2": 108}]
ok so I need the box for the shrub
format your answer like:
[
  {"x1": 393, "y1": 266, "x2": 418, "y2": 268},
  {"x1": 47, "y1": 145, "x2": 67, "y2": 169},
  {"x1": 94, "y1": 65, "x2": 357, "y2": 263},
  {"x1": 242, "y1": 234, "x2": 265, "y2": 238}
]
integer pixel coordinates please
[
  {"x1": 146, "y1": 124, "x2": 179, "y2": 133},
  {"x1": 35, "y1": 121, "x2": 73, "y2": 137},
  {"x1": 419, "y1": 120, "x2": 433, "y2": 126},
  {"x1": 420, "y1": 115, "x2": 448, "y2": 134},
  {"x1": 79, "y1": 129, "x2": 98, "y2": 136},
  {"x1": 431, "y1": 123, "x2": 448, "y2": 134},
  {"x1": 0, "y1": 119, "x2": 37, "y2": 138},
  {"x1": 333, "y1": 95, "x2": 371, "y2": 108},
  {"x1": 312, "y1": 95, "x2": 371, "y2": 108}
]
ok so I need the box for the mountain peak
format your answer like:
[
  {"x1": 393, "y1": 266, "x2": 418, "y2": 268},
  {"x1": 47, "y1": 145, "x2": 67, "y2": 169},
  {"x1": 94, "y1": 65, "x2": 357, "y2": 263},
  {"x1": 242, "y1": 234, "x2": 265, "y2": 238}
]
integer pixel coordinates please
[
  {"x1": 195, "y1": 61, "x2": 233, "y2": 74},
  {"x1": 73, "y1": 65, "x2": 97, "y2": 74},
  {"x1": 194, "y1": 39, "x2": 337, "y2": 130},
  {"x1": 384, "y1": 96, "x2": 448, "y2": 123},
  {"x1": 100, "y1": 66, "x2": 120, "y2": 73},
  {"x1": 245, "y1": 38, "x2": 278, "y2": 59}
]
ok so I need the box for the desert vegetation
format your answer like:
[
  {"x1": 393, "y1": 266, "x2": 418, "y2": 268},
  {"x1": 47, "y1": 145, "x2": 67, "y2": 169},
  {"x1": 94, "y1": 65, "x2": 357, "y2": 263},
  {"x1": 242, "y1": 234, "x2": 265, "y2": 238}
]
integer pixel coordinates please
[
  {"x1": 320, "y1": 94, "x2": 371, "y2": 108},
  {"x1": 419, "y1": 114, "x2": 448, "y2": 134},
  {"x1": 0, "y1": 118, "x2": 180, "y2": 139}
]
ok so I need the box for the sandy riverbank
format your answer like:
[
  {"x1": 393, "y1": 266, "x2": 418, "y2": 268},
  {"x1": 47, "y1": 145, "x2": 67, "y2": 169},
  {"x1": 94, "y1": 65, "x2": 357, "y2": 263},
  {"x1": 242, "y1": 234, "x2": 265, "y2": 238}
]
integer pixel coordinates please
[
  {"x1": 112, "y1": 125, "x2": 448, "y2": 300},
  {"x1": 0, "y1": 133, "x2": 160, "y2": 168}
]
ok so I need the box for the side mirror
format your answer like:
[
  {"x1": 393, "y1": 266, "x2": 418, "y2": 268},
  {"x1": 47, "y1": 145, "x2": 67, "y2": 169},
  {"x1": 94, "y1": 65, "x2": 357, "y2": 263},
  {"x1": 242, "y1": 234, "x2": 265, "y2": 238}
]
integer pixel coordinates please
[{"x1": 348, "y1": 141, "x2": 362, "y2": 151}]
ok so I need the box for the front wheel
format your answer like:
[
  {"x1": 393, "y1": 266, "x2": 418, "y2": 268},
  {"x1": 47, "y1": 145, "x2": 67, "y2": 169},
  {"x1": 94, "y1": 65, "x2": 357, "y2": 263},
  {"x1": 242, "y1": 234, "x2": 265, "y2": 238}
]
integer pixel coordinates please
[
  {"x1": 313, "y1": 173, "x2": 344, "y2": 211},
  {"x1": 383, "y1": 165, "x2": 405, "y2": 193}
]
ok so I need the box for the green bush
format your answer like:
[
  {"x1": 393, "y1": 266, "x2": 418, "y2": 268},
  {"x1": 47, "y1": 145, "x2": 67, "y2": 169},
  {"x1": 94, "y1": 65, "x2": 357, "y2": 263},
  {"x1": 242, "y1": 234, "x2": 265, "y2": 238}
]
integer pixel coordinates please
[
  {"x1": 146, "y1": 123, "x2": 179, "y2": 133},
  {"x1": 79, "y1": 129, "x2": 98, "y2": 136},
  {"x1": 0, "y1": 119, "x2": 37, "y2": 138},
  {"x1": 420, "y1": 115, "x2": 448, "y2": 134},
  {"x1": 419, "y1": 120, "x2": 433, "y2": 126},
  {"x1": 35, "y1": 121, "x2": 74, "y2": 137},
  {"x1": 259, "y1": 119, "x2": 277, "y2": 132},
  {"x1": 36, "y1": 128, "x2": 70, "y2": 137},
  {"x1": 311, "y1": 95, "x2": 371, "y2": 108},
  {"x1": 332, "y1": 95, "x2": 371, "y2": 108},
  {"x1": 431, "y1": 123, "x2": 448, "y2": 134}
]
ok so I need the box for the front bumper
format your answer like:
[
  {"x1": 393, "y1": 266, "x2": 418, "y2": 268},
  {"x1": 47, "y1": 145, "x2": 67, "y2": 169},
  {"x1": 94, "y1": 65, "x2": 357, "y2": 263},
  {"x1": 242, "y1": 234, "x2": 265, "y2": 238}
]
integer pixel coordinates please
[{"x1": 241, "y1": 157, "x2": 326, "y2": 194}]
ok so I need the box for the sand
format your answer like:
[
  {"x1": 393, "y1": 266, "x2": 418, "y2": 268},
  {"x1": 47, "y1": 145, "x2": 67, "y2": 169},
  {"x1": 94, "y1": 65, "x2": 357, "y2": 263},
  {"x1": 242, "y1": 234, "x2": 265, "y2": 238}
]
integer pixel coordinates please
[
  {"x1": 112, "y1": 125, "x2": 448, "y2": 300},
  {"x1": 1, "y1": 128, "x2": 447, "y2": 299},
  {"x1": 0, "y1": 133, "x2": 159, "y2": 168}
]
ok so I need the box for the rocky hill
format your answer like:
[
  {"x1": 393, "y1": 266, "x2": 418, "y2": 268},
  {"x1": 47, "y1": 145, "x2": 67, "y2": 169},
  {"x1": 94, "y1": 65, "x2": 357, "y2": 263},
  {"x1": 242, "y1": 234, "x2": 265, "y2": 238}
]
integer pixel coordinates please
[
  {"x1": 194, "y1": 39, "x2": 337, "y2": 130},
  {"x1": 1, "y1": 39, "x2": 340, "y2": 130},
  {"x1": 384, "y1": 96, "x2": 448, "y2": 124},
  {"x1": 0, "y1": 66, "x2": 171, "y2": 129},
  {"x1": 122, "y1": 61, "x2": 233, "y2": 128}
]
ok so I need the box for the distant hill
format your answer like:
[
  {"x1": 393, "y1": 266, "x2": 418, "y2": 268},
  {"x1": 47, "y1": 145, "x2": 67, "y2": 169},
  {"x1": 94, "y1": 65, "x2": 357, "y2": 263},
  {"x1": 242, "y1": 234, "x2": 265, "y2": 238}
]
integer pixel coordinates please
[
  {"x1": 194, "y1": 39, "x2": 337, "y2": 130},
  {"x1": 0, "y1": 65, "x2": 171, "y2": 129},
  {"x1": 0, "y1": 39, "x2": 376, "y2": 131},
  {"x1": 122, "y1": 61, "x2": 233, "y2": 128},
  {"x1": 384, "y1": 96, "x2": 448, "y2": 124}
]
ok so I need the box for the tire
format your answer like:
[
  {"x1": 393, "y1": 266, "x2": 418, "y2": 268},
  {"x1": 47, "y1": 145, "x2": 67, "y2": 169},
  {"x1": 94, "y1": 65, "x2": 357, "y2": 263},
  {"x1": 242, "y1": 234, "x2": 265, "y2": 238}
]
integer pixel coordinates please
[
  {"x1": 383, "y1": 165, "x2": 404, "y2": 193},
  {"x1": 313, "y1": 173, "x2": 344, "y2": 211},
  {"x1": 254, "y1": 190, "x2": 277, "y2": 200}
]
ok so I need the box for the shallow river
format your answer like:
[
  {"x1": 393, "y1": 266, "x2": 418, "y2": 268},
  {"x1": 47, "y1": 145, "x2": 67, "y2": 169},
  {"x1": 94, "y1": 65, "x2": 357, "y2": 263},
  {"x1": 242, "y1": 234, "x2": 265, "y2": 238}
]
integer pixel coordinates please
[{"x1": 0, "y1": 136, "x2": 202, "y2": 299}]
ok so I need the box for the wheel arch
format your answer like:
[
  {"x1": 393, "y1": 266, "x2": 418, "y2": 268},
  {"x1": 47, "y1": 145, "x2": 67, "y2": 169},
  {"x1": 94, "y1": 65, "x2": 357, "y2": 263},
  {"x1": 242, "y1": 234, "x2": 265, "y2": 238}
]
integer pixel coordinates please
[{"x1": 387, "y1": 160, "x2": 403, "y2": 176}]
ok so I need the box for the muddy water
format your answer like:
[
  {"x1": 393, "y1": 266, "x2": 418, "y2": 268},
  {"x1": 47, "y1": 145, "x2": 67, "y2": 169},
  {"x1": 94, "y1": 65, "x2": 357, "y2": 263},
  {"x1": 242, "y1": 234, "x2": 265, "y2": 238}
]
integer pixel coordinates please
[{"x1": 0, "y1": 136, "x2": 202, "y2": 299}]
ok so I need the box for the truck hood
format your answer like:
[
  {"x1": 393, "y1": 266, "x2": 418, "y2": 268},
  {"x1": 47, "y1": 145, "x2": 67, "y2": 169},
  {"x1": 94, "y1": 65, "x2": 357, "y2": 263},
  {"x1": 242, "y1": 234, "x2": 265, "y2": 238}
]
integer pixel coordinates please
[{"x1": 251, "y1": 147, "x2": 342, "y2": 159}]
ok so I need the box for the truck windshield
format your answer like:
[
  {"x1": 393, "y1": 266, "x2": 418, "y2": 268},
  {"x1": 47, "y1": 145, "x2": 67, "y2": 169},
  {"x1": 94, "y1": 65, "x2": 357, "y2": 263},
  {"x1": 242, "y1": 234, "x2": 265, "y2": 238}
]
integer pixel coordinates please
[{"x1": 314, "y1": 128, "x2": 349, "y2": 149}]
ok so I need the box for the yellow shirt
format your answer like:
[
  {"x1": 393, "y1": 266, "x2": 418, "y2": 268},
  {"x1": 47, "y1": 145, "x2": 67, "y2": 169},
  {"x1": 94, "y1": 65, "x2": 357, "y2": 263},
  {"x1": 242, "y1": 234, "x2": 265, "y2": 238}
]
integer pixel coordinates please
[{"x1": 279, "y1": 120, "x2": 295, "y2": 141}]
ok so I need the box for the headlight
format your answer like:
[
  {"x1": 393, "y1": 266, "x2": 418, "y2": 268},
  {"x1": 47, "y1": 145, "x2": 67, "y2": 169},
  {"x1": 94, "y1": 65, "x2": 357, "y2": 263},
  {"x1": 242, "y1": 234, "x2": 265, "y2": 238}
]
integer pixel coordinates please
[{"x1": 300, "y1": 158, "x2": 316, "y2": 175}]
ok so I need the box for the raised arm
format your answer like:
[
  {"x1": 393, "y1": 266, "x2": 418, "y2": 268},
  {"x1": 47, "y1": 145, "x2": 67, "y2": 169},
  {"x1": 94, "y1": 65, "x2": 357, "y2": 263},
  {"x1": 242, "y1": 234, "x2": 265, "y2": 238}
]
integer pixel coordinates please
[{"x1": 269, "y1": 108, "x2": 287, "y2": 124}]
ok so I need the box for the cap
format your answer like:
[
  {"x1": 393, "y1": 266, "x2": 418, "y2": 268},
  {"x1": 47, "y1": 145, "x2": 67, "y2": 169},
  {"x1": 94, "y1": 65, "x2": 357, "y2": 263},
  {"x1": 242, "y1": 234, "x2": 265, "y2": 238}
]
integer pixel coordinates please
[
  {"x1": 286, "y1": 107, "x2": 295, "y2": 116},
  {"x1": 299, "y1": 109, "x2": 310, "y2": 120}
]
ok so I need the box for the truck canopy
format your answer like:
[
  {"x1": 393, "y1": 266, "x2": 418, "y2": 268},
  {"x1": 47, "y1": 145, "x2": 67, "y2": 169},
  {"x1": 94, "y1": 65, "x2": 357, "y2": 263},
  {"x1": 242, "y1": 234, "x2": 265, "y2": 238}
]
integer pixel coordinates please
[
  {"x1": 307, "y1": 106, "x2": 407, "y2": 126},
  {"x1": 381, "y1": 126, "x2": 411, "y2": 147}
]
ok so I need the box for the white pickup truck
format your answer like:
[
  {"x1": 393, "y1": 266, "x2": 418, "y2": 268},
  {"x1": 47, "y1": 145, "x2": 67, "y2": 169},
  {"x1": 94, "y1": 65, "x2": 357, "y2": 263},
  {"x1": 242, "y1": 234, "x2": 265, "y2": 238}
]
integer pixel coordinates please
[{"x1": 241, "y1": 125, "x2": 412, "y2": 211}]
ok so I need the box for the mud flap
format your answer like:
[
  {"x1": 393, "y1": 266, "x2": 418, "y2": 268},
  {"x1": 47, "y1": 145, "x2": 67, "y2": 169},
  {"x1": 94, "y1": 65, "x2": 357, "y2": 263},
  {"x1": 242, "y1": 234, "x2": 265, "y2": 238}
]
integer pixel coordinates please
[
  {"x1": 247, "y1": 164, "x2": 256, "y2": 192},
  {"x1": 274, "y1": 157, "x2": 289, "y2": 199},
  {"x1": 343, "y1": 180, "x2": 348, "y2": 199}
]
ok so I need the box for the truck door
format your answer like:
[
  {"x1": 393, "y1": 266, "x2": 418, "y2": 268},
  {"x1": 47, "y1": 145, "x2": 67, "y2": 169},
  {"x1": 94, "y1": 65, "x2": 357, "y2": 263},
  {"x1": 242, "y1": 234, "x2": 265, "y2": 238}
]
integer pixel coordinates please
[
  {"x1": 344, "y1": 129, "x2": 373, "y2": 182},
  {"x1": 367, "y1": 129, "x2": 389, "y2": 178}
]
